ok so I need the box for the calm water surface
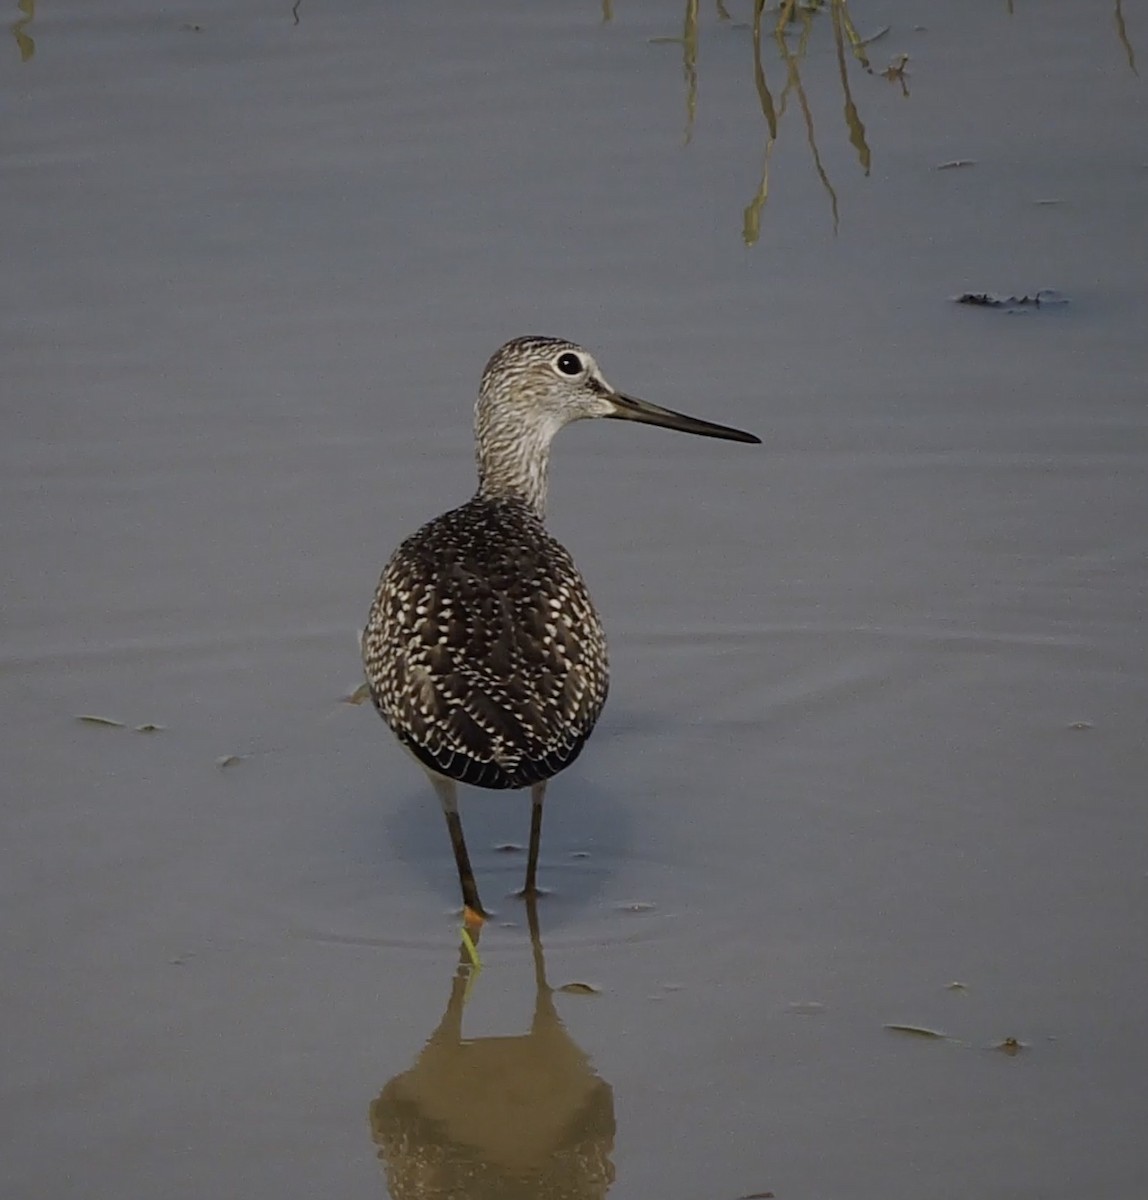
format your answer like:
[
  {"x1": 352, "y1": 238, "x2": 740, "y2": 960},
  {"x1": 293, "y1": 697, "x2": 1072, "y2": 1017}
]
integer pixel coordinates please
[{"x1": 3, "y1": 2, "x2": 1147, "y2": 1198}]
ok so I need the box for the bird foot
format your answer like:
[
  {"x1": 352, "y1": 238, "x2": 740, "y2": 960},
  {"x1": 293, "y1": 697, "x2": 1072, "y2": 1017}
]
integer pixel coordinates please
[{"x1": 462, "y1": 904, "x2": 487, "y2": 930}]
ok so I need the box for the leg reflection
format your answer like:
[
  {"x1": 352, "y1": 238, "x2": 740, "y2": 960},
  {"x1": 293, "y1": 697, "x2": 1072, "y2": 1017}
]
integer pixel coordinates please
[{"x1": 369, "y1": 896, "x2": 616, "y2": 1198}]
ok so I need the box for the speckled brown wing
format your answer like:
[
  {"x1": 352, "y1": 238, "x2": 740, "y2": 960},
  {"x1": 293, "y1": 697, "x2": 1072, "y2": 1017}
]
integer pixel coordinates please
[{"x1": 362, "y1": 498, "x2": 609, "y2": 790}]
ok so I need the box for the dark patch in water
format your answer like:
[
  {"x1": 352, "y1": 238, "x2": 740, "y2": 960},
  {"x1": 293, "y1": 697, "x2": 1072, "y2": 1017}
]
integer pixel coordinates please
[{"x1": 955, "y1": 289, "x2": 1068, "y2": 312}]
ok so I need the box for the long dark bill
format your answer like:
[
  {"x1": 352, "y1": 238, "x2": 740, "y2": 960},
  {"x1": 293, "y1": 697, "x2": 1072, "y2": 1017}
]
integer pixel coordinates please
[{"x1": 605, "y1": 391, "x2": 761, "y2": 445}]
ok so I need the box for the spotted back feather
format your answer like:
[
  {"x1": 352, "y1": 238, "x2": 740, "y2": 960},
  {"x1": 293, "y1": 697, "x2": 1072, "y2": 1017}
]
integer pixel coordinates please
[{"x1": 363, "y1": 496, "x2": 609, "y2": 790}]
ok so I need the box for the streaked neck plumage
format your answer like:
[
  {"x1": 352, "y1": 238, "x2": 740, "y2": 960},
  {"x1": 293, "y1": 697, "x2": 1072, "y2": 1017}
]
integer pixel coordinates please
[{"x1": 473, "y1": 398, "x2": 564, "y2": 520}]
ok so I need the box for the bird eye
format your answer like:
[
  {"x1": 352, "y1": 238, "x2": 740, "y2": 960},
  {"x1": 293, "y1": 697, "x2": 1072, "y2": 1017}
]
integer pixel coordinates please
[{"x1": 555, "y1": 352, "x2": 584, "y2": 377}]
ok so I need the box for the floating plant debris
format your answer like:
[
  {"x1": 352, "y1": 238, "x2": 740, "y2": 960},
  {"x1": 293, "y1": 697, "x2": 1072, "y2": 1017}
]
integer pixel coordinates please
[
  {"x1": 557, "y1": 981, "x2": 601, "y2": 995},
  {"x1": 955, "y1": 289, "x2": 1068, "y2": 310},
  {"x1": 860, "y1": 25, "x2": 891, "y2": 45},
  {"x1": 885, "y1": 1023, "x2": 948, "y2": 1039},
  {"x1": 77, "y1": 715, "x2": 166, "y2": 732},
  {"x1": 993, "y1": 1036, "x2": 1025, "y2": 1056},
  {"x1": 881, "y1": 53, "x2": 910, "y2": 94}
]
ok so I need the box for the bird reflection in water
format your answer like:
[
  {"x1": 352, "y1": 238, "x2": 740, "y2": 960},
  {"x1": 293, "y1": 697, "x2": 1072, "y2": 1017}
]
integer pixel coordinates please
[{"x1": 369, "y1": 899, "x2": 615, "y2": 1199}]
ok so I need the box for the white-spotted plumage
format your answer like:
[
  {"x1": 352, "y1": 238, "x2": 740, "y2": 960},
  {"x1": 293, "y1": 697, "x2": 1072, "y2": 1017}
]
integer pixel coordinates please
[{"x1": 363, "y1": 495, "x2": 608, "y2": 789}]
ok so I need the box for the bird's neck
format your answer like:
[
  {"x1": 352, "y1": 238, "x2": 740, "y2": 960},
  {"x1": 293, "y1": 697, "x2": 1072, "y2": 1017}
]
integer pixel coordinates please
[{"x1": 474, "y1": 410, "x2": 558, "y2": 519}]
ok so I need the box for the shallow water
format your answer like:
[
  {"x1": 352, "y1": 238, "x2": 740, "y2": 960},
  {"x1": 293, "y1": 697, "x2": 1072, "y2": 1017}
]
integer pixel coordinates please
[{"x1": 4, "y1": 2, "x2": 1147, "y2": 1197}]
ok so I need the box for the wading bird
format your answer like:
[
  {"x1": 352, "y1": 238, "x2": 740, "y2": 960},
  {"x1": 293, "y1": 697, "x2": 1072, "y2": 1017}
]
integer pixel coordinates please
[{"x1": 363, "y1": 336, "x2": 759, "y2": 926}]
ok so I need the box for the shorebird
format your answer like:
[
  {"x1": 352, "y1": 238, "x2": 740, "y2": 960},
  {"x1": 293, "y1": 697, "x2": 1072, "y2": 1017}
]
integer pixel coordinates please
[{"x1": 363, "y1": 335, "x2": 759, "y2": 925}]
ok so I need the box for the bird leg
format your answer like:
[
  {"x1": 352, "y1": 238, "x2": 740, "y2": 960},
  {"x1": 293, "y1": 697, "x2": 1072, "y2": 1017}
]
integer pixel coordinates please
[
  {"x1": 522, "y1": 780, "x2": 548, "y2": 896},
  {"x1": 429, "y1": 773, "x2": 486, "y2": 925}
]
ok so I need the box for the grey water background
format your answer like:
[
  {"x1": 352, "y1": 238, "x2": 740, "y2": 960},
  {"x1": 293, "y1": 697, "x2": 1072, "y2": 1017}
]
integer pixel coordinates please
[{"x1": 3, "y1": 1, "x2": 1147, "y2": 1197}]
